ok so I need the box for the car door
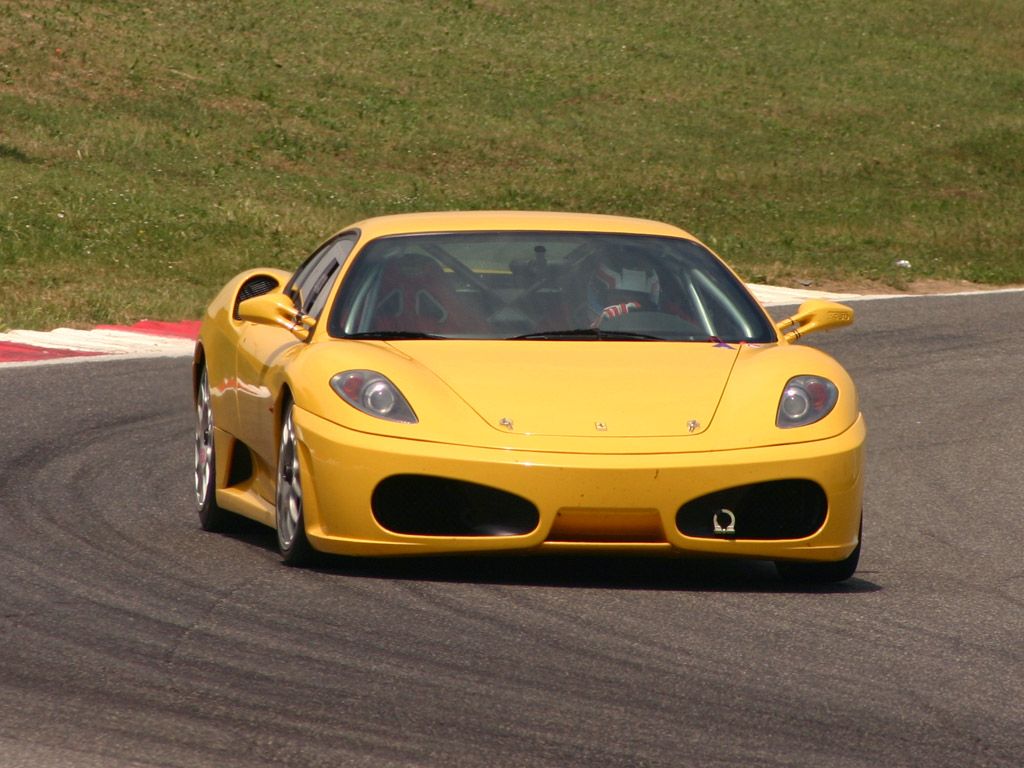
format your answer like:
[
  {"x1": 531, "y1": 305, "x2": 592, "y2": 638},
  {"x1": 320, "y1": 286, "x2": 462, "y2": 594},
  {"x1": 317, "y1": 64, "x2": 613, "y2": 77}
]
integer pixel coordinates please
[{"x1": 234, "y1": 232, "x2": 359, "y2": 502}]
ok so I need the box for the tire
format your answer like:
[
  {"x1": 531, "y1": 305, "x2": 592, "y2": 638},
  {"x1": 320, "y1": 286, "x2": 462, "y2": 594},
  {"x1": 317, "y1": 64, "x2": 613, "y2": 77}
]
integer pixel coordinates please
[
  {"x1": 275, "y1": 401, "x2": 318, "y2": 566},
  {"x1": 195, "y1": 366, "x2": 231, "y2": 531},
  {"x1": 775, "y1": 521, "x2": 861, "y2": 584}
]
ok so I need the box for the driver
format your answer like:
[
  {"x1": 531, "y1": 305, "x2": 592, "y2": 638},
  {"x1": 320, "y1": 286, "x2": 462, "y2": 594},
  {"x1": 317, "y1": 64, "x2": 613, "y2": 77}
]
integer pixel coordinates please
[{"x1": 585, "y1": 246, "x2": 661, "y2": 325}]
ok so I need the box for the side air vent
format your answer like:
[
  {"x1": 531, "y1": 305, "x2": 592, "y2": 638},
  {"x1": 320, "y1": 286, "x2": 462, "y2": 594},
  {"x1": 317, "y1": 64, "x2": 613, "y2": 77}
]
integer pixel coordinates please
[
  {"x1": 227, "y1": 440, "x2": 254, "y2": 486},
  {"x1": 233, "y1": 275, "x2": 280, "y2": 320}
]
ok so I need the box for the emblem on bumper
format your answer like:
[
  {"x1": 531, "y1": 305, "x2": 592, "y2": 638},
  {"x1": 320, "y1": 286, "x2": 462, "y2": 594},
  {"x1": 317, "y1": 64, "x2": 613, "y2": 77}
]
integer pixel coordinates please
[{"x1": 712, "y1": 509, "x2": 736, "y2": 535}]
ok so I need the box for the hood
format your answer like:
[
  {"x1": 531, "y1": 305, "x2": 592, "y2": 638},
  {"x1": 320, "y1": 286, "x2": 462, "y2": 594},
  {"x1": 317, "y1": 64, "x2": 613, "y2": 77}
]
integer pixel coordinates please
[{"x1": 391, "y1": 341, "x2": 740, "y2": 438}]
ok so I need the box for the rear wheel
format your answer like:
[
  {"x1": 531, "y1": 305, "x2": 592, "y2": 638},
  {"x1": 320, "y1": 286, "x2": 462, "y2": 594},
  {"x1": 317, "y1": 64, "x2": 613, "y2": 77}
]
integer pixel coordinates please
[
  {"x1": 195, "y1": 366, "x2": 230, "y2": 531},
  {"x1": 275, "y1": 402, "x2": 317, "y2": 566}
]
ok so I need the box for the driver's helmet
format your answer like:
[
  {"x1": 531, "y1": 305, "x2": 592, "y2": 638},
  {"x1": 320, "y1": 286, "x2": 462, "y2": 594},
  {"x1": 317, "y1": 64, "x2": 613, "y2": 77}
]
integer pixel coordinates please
[{"x1": 586, "y1": 246, "x2": 661, "y2": 321}]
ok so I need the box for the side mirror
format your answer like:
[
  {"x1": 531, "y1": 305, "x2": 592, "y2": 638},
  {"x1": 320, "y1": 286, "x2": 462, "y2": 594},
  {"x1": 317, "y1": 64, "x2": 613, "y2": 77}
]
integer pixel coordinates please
[
  {"x1": 237, "y1": 292, "x2": 315, "y2": 341},
  {"x1": 775, "y1": 300, "x2": 854, "y2": 342}
]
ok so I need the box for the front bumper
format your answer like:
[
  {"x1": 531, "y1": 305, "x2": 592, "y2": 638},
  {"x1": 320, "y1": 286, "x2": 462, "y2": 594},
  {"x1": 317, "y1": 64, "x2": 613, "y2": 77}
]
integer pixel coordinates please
[{"x1": 294, "y1": 407, "x2": 865, "y2": 562}]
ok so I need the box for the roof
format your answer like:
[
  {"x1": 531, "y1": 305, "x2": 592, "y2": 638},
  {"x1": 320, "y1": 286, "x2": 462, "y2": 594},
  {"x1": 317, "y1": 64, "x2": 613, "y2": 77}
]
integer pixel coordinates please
[{"x1": 342, "y1": 211, "x2": 697, "y2": 241}]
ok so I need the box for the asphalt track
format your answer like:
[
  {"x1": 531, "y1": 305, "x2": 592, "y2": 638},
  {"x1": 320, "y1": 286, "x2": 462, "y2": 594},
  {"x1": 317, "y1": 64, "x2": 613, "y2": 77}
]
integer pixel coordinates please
[{"x1": 0, "y1": 292, "x2": 1021, "y2": 767}]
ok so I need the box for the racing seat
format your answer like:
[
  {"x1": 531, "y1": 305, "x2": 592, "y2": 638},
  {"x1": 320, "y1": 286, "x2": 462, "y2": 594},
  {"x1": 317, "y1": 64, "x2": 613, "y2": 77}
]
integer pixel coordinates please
[{"x1": 371, "y1": 253, "x2": 487, "y2": 335}]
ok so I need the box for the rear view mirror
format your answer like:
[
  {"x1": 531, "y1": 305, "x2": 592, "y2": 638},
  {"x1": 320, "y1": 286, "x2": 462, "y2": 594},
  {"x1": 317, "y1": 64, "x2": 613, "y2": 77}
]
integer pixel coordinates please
[
  {"x1": 237, "y1": 292, "x2": 315, "y2": 341},
  {"x1": 775, "y1": 300, "x2": 854, "y2": 342}
]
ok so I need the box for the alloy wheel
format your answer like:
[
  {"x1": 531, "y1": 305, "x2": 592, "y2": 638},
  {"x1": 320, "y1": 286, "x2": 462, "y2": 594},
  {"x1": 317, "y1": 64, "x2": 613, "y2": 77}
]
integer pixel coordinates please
[
  {"x1": 276, "y1": 408, "x2": 303, "y2": 550},
  {"x1": 194, "y1": 369, "x2": 214, "y2": 509}
]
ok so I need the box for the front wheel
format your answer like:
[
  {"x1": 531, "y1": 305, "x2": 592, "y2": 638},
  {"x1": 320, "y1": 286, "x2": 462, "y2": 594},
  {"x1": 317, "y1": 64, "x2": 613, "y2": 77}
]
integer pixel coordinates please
[
  {"x1": 775, "y1": 520, "x2": 862, "y2": 583},
  {"x1": 275, "y1": 402, "x2": 317, "y2": 566}
]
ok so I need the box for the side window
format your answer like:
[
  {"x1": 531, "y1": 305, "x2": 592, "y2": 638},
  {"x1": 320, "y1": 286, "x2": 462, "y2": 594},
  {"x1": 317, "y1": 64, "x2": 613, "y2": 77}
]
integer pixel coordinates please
[{"x1": 287, "y1": 233, "x2": 359, "y2": 318}]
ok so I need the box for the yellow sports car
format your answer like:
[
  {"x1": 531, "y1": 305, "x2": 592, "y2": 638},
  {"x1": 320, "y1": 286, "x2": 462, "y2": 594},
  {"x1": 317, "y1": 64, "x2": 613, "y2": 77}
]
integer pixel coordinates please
[{"x1": 193, "y1": 211, "x2": 865, "y2": 581}]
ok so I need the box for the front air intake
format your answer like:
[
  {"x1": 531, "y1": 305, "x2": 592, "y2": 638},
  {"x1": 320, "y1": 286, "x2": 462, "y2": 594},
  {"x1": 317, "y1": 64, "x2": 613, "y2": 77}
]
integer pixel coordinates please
[
  {"x1": 676, "y1": 480, "x2": 827, "y2": 540},
  {"x1": 372, "y1": 475, "x2": 539, "y2": 536}
]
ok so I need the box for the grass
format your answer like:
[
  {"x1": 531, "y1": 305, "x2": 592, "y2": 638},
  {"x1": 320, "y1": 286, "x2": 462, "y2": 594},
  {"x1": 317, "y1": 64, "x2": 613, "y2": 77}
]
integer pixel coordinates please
[{"x1": 1, "y1": 0, "x2": 1022, "y2": 329}]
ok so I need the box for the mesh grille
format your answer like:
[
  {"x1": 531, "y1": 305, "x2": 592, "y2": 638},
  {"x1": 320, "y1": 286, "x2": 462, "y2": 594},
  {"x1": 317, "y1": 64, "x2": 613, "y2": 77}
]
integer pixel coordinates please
[{"x1": 233, "y1": 275, "x2": 280, "y2": 320}]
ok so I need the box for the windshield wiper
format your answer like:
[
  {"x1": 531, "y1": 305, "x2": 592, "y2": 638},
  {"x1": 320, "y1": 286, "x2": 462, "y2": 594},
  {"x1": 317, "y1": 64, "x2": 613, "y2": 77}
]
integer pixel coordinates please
[
  {"x1": 344, "y1": 331, "x2": 445, "y2": 340},
  {"x1": 509, "y1": 328, "x2": 665, "y2": 341}
]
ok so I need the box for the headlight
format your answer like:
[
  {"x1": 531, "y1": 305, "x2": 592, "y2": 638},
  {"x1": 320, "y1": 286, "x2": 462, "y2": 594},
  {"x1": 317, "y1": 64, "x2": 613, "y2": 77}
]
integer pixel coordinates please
[
  {"x1": 331, "y1": 370, "x2": 418, "y2": 423},
  {"x1": 776, "y1": 375, "x2": 838, "y2": 428}
]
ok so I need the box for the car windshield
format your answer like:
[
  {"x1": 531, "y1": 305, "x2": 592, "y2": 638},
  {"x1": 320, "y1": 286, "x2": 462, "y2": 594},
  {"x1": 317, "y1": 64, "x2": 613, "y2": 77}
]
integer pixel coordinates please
[{"x1": 328, "y1": 232, "x2": 776, "y2": 343}]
